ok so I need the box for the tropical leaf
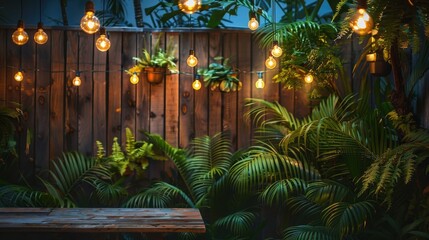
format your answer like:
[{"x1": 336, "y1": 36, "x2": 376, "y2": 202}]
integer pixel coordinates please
[
  {"x1": 212, "y1": 211, "x2": 257, "y2": 236},
  {"x1": 283, "y1": 225, "x2": 337, "y2": 240}
]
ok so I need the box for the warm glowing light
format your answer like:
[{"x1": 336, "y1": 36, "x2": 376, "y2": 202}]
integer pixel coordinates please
[
  {"x1": 187, "y1": 50, "x2": 198, "y2": 67},
  {"x1": 130, "y1": 73, "x2": 139, "y2": 84},
  {"x1": 96, "y1": 28, "x2": 111, "y2": 52},
  {"x1": 34, "y1": 22, "x2": 48, "y2": 45},
  {"x1": 73, "y1": 74, "x2": 82, "y2": 86},
  {"x1": 12, "y1": 20, "x2": 29, "y2": 45},
  {"x1": 366, "y1": 53, "x2": 377, "y2": 62},
  {"x1": 265, "y1": 55, "x2": 277, "y2": 69},
  {"x1": 14, "y1": 71, "x2": 24, "y2": 82},
  {"x1": 248, "y1": 13, "x2": 259, "y2": 31},
  {"x1": 81, "y1": 1, "x2": 100, "y2": 34},
  {"x1": 192, "y1": 78, "x2": 202, "y2": 91},
  {"x1": 304, "y1": 73, "x2": 314, "y2": 83},
  {"x1": 255, "y1": 72, "x2": 264, "y2": 89},
  {"x1": 178, "y1": 0, "x2": 201, "y2": 14},
  {"x1": 350, "y1": 8, "x2": 373, "y2": 35},
  {"x1": 271, "y1": 41, "x2": 283, "y2": 58}
]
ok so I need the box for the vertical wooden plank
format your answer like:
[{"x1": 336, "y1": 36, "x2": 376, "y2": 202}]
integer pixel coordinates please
[
  {"x1": 194, "y1": 32, "x2": 209, "y2": 138},
  {"x1": 251, "y1": 34, "x2": 265, "y2": 138},
  {"x1": 0, "y1": 29, "x2": 6, "y2": 101},
  {"x1": 222, "y1": 32, "x2": 238, "y2": 149},
  {"x1": 93, "y1": 32, "x2": 107, "y2": 153},
  {"x1": 50, "y1": 30, "x2": 65, "y2": 162},
  {"x1": 121, "y1": 32, "x2": 137, "y2": 142},
  {"x1": 179, "y1": 32, "x2": 195, "y2": 148},
  {"x1": 135, "y1": 32, "x2": 150, "y2": 134},
  {"x1": 237, "y1": 33, "x2": 252, "y2": 149},
  {"x1": 294, "y1": 86, "x2": 311, "y2": 117},
  {"x1": 165, "y1": 33, "x2": 180, "y2": 146},
  {"x1": 65, "y1": 31, "x2": 79, "y2": 152},
  {"x1": 20, "y1": 30, "x2": 35, "y2": 176},
  {"x1": 264, "y1": 50, "x2": 280, "y2": 103},
  {"x1": 77, "y1": 33, "x2": 94, "y2": 156},
  {"x1": 107, "y1": 31, "x2": 123, "y2": 152},
  {"x1": 149, "y1": 32, "x2": 166, "y2": 138},
  {"x1": 35, "y1": 29, "x2": 51, "y2": 172},
  {"x1": 208, "y1": 32, "x2": 222, "y2": 136}
]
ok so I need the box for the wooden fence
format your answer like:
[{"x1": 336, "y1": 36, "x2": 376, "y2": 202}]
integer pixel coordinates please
[{"x1": 4, "y1": 27, "x2": 428, "y2": 178}]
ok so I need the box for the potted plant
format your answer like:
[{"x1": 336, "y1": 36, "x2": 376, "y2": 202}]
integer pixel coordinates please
[
  {"x1": 197, "y1": 57, "x2": 242, "y2": 92},
  {"x1": 127, "y1": 43, "x2": 178, "y2": 84}
]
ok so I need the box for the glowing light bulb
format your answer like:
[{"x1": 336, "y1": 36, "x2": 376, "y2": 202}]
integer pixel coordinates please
[
  {"x1": 271, "y1": 41, "x2": 283, "y2": 58},
  {"x1": 350, "y1": 8, "x2": 373, "y2": 35},
  {"x1": 192, "y1": 79, "x2": 202, "y2": 90},
  {"x1": 96, "y1": 27, "x2": 111, "y2": 52},
  {"x1": 12, "y1": 20, "x2": 29, "y2": 45},
  {"x1": 73, "y1": 73, "x2": 82, "y2": 86},
  {"x1": 248, "y1": 13, "x2": 259, "y2": 31},
  {"x1": 80, "y1": 1, "x2": 100, "y2": 34},
  {"x1": 14, "y1": 71, "x2": 24, "y2": 82},
  {"x1": 34, "y1": 22, "x2": 48, "y2": 45},
  {"x1": 178, "y1": 0, "x2": 201, "y2": 14},
  {"x1": 255, "y1": 72, "x2": 264, "y2": 89},
  {"x1": 265, "y1": 55, "x2": 277, "y2": 69},
  {"x1": 130, "y1": 73, "x2": 139, "y2": 84},
  {"x1": 187, "y1": 50, "x2": 198, "y2": 67},
  {"x1": 304, "y1": 73, "x2": 314, "y2": 83}
]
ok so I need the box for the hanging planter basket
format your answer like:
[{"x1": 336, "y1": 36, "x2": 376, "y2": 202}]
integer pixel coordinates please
[{"x1": 144, "y1": 67, "x2": 166, "y2": 84}]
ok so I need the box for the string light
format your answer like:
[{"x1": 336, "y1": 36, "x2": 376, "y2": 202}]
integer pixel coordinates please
[
  {"x1": 34, "y1": 0, "x2": 48, "y2": 45},
  {"x1": 14, "y1": 70, "x2": 24, "y2": 82},
  {"x1": 271, "y1": 41, "x2": 282, "y2": 58},
  {"x1": 248, "y1": 12, "x2": 259, "y2": 31},
  {"x1": 265, "y1": 54, "x2": 277, "y2": 69},
  {"x1": 72, "y1": 72, "x2": 82, "y2": 86},
  {"x1": 350, "y1": 0, "x2": 373, "y2": 35},
  {"x1": 12, "y1": 20, "x2": 29, "y2": 45},
  {"x1": 187, "y1": 50, "x2": 198, "y2": 67},
  {"x1": 304, "y1": 73, "x2": 314, "y2": 83},
  {"x1": 96, "y1": 27, "x2": 111, "y2": 52},
  {"x1": 80, "y1": 1, "x2": 100, "y2": 34},
  {"x1": 178, "y1": 0, "x2": 201, "y2": 14},
  {"x1": 130, "y1": 72, "x2": 139, "y2": 84},
  {"x1": 255, "y1": 71, "x2": 264, "y2": 89},
  {"x1": 192, "y1": 74, "x2": 202, "y2": 90}
]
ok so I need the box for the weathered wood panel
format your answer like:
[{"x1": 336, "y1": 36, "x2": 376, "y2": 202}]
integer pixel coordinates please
[
  {"x1": 50, "y1": 30, "x2": 65, "y2": 163},
  {"x1": 0, "y1": 28, "x2": 334, "y2": 178}
]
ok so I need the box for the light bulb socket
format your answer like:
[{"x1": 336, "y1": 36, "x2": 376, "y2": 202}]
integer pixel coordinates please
[
  {"x1": 357, "y1": 0, "x2": 367, "y2": 9},
  {"x1": 85, "y1": 1, "x2": 95, "y2": 13},
  {"x1": 250, "y1": 12, "x2": 256, "y2": 19},
  {"x1": 75, "y1": 71, "x2": 80, "y2": 76},
  {"x1": 99, "y1": 27, "x2": 106, "y2": 35},
  {"x1": 37, "y1": 22, "x2": 44, "y2": 30},
  {"x1": 273, "y1": 40, "x2": 279, "y2": 46},
  {"x1": 17, "y1": 19, "x2": 24, "y2": 28},
  {"x1": 257, "y1": 71, "x2": 263, "y2": 78},
  {"x1": 195, "y1": 74, "x2": 200, "y2": 80},
  {"x1": 189, "y1": 49, "x2": 195, "y2": 55}
]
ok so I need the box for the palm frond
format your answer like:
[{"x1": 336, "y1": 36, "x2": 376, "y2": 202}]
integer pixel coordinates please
[
  {"x1": 283, "y1": 225, "x2": 337, "y2": 240},
  {"x1": 260, "y1": 178, "x2": 307, "y2": 206},
  {"x1": 212, "y1": 211, "x2": 257, "y2": 237},
  {"x1": 305, "y1": 180, "x2": 353, "y2": 205},
  {"x1": 0, "y1": 183, "x2": 52, "y2": 207}
]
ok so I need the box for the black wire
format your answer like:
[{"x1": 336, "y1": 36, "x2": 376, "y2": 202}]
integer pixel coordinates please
[
  {"x1": 20, "y1": 0, "x2": 23, "y2": 19},
  {"x1": 77, "y1": 33, "x2": 80, "y2": 73},
  {"x1": 102, "y1": 0, "x2": 105, "y2": 25}
]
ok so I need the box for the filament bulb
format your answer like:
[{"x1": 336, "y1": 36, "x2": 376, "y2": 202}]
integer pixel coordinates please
[
  {"x1": 265, "y1": 55, "x2": 277, "y2": 69},
  {"x1": 178, "y1": 0, "x2": 201, "y2": 14},
  {"x1": 248, "y1": 13, "x2": 259, "y2": 31},
  {"x1": 96, "y1": 28, "x2": 111, "y2": 52},
  {"x1": 350, "y1": 8, "x2": 373, "y2": 35},
  {"x1": 187, "y1": 50, "x2": 198, "y2": 67},
  {"x1": 271, "y1": 41, "x2": 283, "y2": 58},
  {"x1": 80, "y1": 1, "x2": 100, "y2": 34},
  {"x1": 14, "y1": 71, "x2": 24, "y2": 82},
  {"x1": 130, "y1": 73, "x2": 139, "y2": 84}
]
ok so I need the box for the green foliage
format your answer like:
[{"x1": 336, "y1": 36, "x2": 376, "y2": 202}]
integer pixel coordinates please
[
  {"x1": 197, "y1": 57, "x2": 241, "y2": 93},
  {"x1": 96, "y1": 128, "x2": 160, "y2": 177},
  {"x1": 0, "y1": 103, "x2": 21, "y2": 153}
]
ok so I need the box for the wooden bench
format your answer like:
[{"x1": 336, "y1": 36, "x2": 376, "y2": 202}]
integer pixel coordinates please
[{"x1": 0, "y1": 207, "x2": 205, "y2": 238}]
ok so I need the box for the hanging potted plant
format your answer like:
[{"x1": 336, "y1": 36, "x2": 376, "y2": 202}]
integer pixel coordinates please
[
  {"x1": 197, "y1": 57, "x2": 241, "y2": 92},
  {"x1": 126, "y1": 43, "x2": 178, "y2": 84}
]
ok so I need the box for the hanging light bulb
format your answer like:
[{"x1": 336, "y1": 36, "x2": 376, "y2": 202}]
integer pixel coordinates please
[
  {"x1": 34, "y1": 22, "x2": 48, "y2": 45},
  {"x1": 178, "y1": 0, "x2": 201, "y2": 14},
  {"x1": 80, "y1": 1, "x2": 100, "y2": 34},
  {"x1": 14, "y1": 70, "x2": 24, "y2": 82},
  {"x1": 255, "y1": 72, "x2": 264, "y2": 89},
  {"x1": 130, "y1": 72, "x2": 139, "y2": 85},
  {"x1": 12, "y1": 20, "x2": 29, "y2": 45},
  {"x1": 271, "y1": 40, "x2": 283, "y2": 58},
  {"x1": 73, "y1": 72, "x2": 82, "y2": 86},
  {"x1": 96, "y1": 27, "x2": 111, "y2": 52},
  {"x1": 350, "y1": 0, "x2": 373, "y2": 35},
  {"x1": 192, "y1": 75, "x2": 202, "y2": 90},
  {"x1": 265, "y1": 54, "x2": 277, "y2": 69},
  {"x1": 304, "y1": 73, "x2": 314, "y2": 84},
  {"x1": 187, "y1": 50, "x2": 198, "y2": 67},
  {"x1": 248, "y1": 12, "x2": 259, "y2": 31}
]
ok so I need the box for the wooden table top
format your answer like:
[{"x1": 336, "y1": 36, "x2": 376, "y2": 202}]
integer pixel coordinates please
[{"x1": 0, "y1": 208, "x2": 206, "y2": 233}]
